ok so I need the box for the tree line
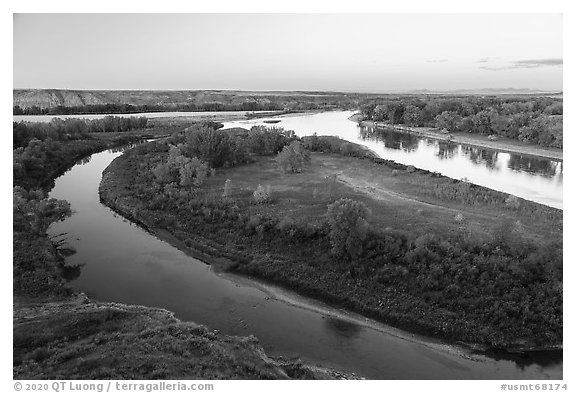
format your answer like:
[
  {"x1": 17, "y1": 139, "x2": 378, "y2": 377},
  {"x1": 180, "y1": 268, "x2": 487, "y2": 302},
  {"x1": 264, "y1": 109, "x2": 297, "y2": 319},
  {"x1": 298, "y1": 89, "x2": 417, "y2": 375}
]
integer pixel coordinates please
[
  {"x1": 13, "y1": 96, "x2": 353, "y2": 116},
  {"x1": 359, "y1": 96, "x2": 563, "y2": 148},
  {"x1": 13, "y1": 116, "x2": 148, "y2": 149}
]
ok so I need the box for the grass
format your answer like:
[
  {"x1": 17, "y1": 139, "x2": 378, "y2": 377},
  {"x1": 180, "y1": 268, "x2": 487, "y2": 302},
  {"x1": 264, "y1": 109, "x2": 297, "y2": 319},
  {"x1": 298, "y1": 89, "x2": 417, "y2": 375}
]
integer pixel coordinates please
[
  {"x1": 199, "y1": 153, "x2": 560, "y2": 246},
  {"x1": 14, "y1": 296, "x2": 346, "y2": 379}
]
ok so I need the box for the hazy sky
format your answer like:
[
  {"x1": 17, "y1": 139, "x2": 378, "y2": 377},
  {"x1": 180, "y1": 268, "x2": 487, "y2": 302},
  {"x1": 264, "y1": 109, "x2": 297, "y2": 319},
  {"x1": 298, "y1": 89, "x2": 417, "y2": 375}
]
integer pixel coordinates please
[{"x1": 13, "y1": 13, "x2": 563, "y2": 92}]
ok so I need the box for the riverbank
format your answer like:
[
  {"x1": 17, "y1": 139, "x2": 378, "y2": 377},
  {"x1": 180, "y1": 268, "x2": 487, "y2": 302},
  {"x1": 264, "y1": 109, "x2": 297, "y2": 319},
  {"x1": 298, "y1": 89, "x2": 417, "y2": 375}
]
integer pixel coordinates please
[
  {"x1": 14, "y1": 294, "x2": 357, "y2": 379},
  {"x1": 358, "y1": 119, "x2": 563, "y2": 161},
  {"x1": 99, "y1": 136, "x2": 562, "y2": 353}
]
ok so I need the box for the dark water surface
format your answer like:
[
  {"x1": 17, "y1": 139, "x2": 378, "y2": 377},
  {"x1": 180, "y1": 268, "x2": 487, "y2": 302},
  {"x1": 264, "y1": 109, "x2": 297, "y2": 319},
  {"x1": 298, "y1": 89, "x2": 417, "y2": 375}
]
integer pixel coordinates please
[{"x1": 47, "y1": 147, "x2": 562, "y2": 379}]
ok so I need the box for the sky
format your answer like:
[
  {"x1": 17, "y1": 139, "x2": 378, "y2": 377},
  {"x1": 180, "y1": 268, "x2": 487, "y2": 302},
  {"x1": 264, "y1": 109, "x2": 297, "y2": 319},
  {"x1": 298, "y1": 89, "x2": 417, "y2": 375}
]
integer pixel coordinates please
[{"x1": 13, "y1": 13, "x2": 563, "y2": 92}]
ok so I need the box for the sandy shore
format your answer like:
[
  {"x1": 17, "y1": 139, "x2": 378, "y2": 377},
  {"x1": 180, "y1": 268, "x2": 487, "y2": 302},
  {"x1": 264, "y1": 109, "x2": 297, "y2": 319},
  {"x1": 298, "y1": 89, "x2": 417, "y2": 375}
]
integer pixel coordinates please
[{"x1": 360, "y1": 120, "x2": 563, "y2": 161}]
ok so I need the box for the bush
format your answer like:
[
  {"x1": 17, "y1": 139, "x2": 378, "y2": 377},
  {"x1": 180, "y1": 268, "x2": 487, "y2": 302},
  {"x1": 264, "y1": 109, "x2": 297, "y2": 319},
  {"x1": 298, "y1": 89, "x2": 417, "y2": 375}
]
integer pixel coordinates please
[
  {"x1": 275, "y1": 141, "x2": 311, "y2": 173},
  {"x1": 13, "y1": 186, "x2": 72, "y2": 235},
  {"x1": 326, "y1": 198, "x2": 370, "y2": 260},
  {"x1": 222, "y1": 179, "x2": 233, "y2": 199},
  {"x1": 246, "y1": 126, "x2": 296, "y2": 155},
  {"x1": 505, "y1": 195, "x2": 520, "y2": 210},
  {"x1": 253, "y1": 184, "x2": 272, "y2": 204},
  {"x1": 152, "y1": 146, "x2": 212, "y2": 188},
  {"x1": 184, "y1": 124, "x2": 249, "y2": 168}
]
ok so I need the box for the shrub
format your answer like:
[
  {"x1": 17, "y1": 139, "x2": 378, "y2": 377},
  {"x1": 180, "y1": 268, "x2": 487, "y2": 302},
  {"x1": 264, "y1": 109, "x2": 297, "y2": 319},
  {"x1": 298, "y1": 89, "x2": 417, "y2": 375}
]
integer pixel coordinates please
[
  {"x1": 179, "y1": 157, "x2": 210, "y2": 187},
  {"x1": 253, "y1": 184, "x2": 272, "y2": 204},
  {"x1": 505, "y1": 195, "x2": 520, "y2": 210},
  {"x1": 184, "y1": 124, "x2": 249, "y2": 168},
  {"x1": 275, "y1": 141, "x2": 311, "y2": 173},
  {"x1": 406, "y1": 165, "x2": 416, "y2": 173},
  {"x1": 326, "y1": 198, "x2": 370, "y2": 260},
  {"x1": 246, "y1": 126, "x2": 296, "y2": 155},
  {"x1": 222, "y1": 179, "x2": 233, "y2": 199}
]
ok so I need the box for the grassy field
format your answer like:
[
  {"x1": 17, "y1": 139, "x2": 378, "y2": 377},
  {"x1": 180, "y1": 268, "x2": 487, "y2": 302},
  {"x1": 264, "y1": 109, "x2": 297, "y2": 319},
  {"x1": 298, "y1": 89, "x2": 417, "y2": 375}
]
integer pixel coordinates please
[{"x1": 200, "y1": 153, "x2": 561, "y2": 245}]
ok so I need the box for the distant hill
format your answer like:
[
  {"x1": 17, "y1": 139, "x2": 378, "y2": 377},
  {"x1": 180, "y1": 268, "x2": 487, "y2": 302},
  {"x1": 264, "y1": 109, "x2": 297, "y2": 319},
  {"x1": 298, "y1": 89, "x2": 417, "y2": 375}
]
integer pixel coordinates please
[
  {"x1": 13, "y1": 88, "x2": 562, "y2": 112},
  {"x1": 403, "y1": 88, "x2": 562, "y2": 95},
  {"x1": 12, "y1": 89, "x2": 356, "y2": 110}
]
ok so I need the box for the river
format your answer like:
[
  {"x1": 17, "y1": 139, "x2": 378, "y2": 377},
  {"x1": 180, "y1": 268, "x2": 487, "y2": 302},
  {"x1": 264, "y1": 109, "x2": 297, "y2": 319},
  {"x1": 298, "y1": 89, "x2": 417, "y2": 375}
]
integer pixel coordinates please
[
  {"x1": 47, "y1": 144, "x2": 563, "y2": 379},
  {"x1": 17, "y1": 110, "x2": 563, "y2": 209}
]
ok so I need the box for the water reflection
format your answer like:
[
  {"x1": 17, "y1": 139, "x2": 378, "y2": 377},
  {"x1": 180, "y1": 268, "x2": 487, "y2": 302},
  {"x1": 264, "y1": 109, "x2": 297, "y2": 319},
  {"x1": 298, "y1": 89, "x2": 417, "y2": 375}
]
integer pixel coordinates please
[
  {"x1": 436, "y1": 141, "x2": 458, "y2": 160},
  {"x1": 477, "y1": 350, "x2": 563, "y2": 372},
  {"x1": 359, "y1": 126, "x2": 419, "y2": 152},
  {"x1": 76, "y1": 156, "x2": 92, "y2": 166},
  {"x1": 62, "y1": 263, "x2": 84, "y2": 281},
  {"x1": 358, "y1": 124, "x2": 562, "y2": 181},
  {"x1": 507, "y1": 155, "x2": 561, "y2": 178},
  {"x1": 460, "y1": 146, "x2": 500, "y2": 170},
  {"x1": 324, "y1": 317, "x2": 363, "y2": 340}
]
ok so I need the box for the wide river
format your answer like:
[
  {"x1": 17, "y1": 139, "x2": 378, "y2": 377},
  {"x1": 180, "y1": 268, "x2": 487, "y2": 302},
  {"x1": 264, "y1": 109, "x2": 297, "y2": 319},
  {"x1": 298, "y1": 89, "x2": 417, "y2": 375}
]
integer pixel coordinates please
[
  {"x1": 18, "y1": 110, "x2": 562, "y2": 209},
  {"x1": 46, "y1": 113, "x2": 563, "y2": 379}
]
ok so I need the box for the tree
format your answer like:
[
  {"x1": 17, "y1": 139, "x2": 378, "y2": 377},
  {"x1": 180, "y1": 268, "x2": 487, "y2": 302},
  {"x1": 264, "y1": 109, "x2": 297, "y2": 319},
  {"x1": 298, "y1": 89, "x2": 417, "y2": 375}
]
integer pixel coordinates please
[
  {"x1": 179, "y1": 157, "x2": 210, "y2": 187},
  {"x1": 185, "y1": 124, "x2": 248, "y2": 168},
  {"x1": 326, "y1": 198, "x2": 370, "y2": 260},
  {"x1": 435, "y1": 111, "x2": 462, "y2": 132},
  {"x1": 387, "y1": 103, "x2": 405, "y2": 124},
  {"x1": 275, "y1": 141, "x2": 311, "y2": 173},
  {"x1": 402, "y1": 105, "x2": 424, "y2": 126},
  {"x1": 471, "y1": 110, "x2": 493, "y2": 135},
  {"x1": 458, "y1": 116, "x2": 475, "y2": 133},
  {"x1": 152, "y1": 144, "x2": 212, "y2": 188},
  {"x1": 13, "y1": 186, "x2": 72, "y2": 235},
  {"x1": 247, "y1": 126, "x2": 296, "y2": 155},
  {"x1": 373, "y1": 104, "x2": 388, "y2": 122}
]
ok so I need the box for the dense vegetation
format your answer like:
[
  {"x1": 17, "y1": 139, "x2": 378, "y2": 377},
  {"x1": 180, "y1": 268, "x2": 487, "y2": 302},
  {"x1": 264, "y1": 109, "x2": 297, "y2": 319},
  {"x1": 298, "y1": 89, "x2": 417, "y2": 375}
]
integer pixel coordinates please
[
  {"x1": 100, "y1": 125, "x2": 562, "y2": 349},
  {"x1": 359, "y1": 96, "x2": 563, "y2": 148},
  {"x1": 13, "y1": 102, "x2": 285, "y2": 116},
  {"x1": 13, "y1": 116, "x2": 148, "y2": 149}
]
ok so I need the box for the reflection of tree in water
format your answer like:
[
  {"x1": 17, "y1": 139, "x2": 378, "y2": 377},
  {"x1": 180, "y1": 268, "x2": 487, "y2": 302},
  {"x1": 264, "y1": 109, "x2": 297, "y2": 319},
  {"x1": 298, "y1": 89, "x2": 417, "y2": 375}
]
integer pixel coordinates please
[
  {"x1": 436, "y1": 141, "x2": 458, "y2": 160},
  {"x1": 507, "y1": 155, "x2": 560, "y2": 178},
  {"x1": 75, "y1": 156, "x2": 92, "y2": 166},
  {"x1": 359, "y1": 126, "x2": 419, "y2": 152},
  {"x1": 109, "y1": 139, "x2": 149, "y2": 154},
  {"x1": 62, "y1": 263, "x2": 84, "y2": 281},
  {"x1": 461, "y1": 146, "x2": 499, "y2": 170},
  {"x1": 479, "y1": 349, "x2": 563, "y2": 372},
  {"x1": 324, "y1": 316, "x2": 363, "y2": 339}
]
